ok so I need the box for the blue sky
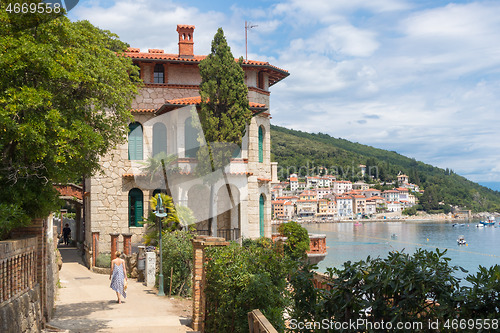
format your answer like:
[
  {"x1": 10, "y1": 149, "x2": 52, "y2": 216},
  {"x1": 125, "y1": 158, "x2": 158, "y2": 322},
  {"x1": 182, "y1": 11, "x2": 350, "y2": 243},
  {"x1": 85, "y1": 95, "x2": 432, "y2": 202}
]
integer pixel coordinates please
[{"x1": 70, "y1": 0, "x2": 500, "y2": 190}]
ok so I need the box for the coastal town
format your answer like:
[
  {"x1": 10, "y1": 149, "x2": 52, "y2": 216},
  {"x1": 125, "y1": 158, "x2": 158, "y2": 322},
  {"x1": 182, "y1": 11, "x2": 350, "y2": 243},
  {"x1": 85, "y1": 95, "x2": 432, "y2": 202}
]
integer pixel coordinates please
[
  {"x1": 272, "y1": 168, "x2": 420, "y2": 221},
  {"x1": 3, "y1": 1, "x2": 500, "y2": 332}
]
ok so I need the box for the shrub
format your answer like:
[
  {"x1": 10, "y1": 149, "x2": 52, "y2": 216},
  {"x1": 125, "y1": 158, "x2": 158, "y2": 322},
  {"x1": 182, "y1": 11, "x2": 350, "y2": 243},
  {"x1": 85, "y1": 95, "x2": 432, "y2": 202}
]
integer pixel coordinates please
[
  {"x1": 291, "y1": 249, "x2": 462, "y2": 330},
  {"x1": 160, "y1": 230, "x2": 194, "y2": 297},
  {"x1": 277, "y1": 221, "x2": 310, "y2": 261},
  {"x1": 402, "y1": 206, "x2": 417, "y2": 216},
  {"x1": 204, "y1": 240, "x2": 293, "y2": 333},
  {"x1": 457, "y1": 264, "x2": 500, "y2": 318},
  {"x1": 95, "y1": 253, "x2": 111, "y2": 268}
]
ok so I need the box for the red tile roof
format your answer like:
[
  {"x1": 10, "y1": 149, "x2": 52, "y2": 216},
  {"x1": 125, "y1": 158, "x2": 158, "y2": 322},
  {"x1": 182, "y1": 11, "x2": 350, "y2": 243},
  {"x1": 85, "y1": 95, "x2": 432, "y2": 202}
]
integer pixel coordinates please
[
  {"x1": 124, "y1": 49, "x2": 289, "y2": 86},
  {"x1": 367, "y1": 196, "x2": 385, "y2": 200},
  {"x1": 157, "y1": 96, "x2": 268, "y2": 115},
  {"x1": 123, "y1": 171, "x2": 253, "y2": 178}
]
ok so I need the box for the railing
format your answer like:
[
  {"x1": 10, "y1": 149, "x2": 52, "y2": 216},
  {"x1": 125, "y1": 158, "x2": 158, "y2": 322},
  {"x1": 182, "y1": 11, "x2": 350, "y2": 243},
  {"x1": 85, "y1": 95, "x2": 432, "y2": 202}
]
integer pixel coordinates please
[
  {"x1": 194, "y1": 228, "x2": 241, "y2": 241},
  {"x1": 248, "y1": 309, "x2": 278, "y2": 333},
  {"x1": 194, "y1": 229, "x2": 210, "y2": 236},
  {"x1": 217, "y1": 228, "x2": 240, "y2": 241},
  {"x1": 0, "y1": 237, "x2": 37, "y2": 303}
]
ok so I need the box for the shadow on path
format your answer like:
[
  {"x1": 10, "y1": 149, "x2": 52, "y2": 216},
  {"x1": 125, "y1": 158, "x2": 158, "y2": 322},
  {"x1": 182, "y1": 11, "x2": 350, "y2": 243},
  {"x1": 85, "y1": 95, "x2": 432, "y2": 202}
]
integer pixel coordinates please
[
  {"x1": 58, "y1": 247, "x2": 85, "y2": 265},
  {"x1": 50, "y1": 301, "x2": 112, "y2": 332}
]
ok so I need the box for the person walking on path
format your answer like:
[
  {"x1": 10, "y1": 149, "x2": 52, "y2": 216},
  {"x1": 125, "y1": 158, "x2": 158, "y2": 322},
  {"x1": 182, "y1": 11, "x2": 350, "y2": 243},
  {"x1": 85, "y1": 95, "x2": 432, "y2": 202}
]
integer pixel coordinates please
[
  {"x1": 110, "y1": 251, "x2": 127, "y2": 304},
  {"x1": 62, "y1": 223, "x2": 71, "y2": 245}
]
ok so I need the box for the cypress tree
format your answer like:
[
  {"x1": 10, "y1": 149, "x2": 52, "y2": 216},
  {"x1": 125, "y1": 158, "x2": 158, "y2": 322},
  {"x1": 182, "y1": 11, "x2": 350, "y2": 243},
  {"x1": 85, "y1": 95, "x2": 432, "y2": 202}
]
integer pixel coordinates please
[{"x1": 196, "y1": 27, "x2": 252, "y2": 234}]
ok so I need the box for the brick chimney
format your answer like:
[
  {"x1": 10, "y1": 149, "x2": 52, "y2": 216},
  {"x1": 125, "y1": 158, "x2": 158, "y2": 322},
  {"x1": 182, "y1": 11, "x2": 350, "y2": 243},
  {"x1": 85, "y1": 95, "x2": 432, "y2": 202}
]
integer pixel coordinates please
[{"x1": 177, "y1": 25, "x2": 195, "y2": 58}]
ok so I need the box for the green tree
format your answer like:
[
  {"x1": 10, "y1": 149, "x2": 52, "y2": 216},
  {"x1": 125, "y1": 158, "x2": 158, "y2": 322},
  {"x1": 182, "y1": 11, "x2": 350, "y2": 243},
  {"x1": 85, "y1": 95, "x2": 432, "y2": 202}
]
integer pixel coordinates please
[
  {"x1": 195, "y1": 27, "x2": 252, "y2": 233},
  {"x1": 0, "y1": 2, "x2": 139, "y2": 238},
  {"x1": 277, "y1": 221, "x2": 310, "y2": 261}
]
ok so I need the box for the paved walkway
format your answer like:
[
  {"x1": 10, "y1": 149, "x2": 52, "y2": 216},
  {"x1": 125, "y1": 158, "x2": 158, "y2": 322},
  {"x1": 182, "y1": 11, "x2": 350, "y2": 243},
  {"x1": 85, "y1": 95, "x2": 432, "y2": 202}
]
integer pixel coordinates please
[{"x1": 47, "y1": 247, "x2": 193, "y2": 333}]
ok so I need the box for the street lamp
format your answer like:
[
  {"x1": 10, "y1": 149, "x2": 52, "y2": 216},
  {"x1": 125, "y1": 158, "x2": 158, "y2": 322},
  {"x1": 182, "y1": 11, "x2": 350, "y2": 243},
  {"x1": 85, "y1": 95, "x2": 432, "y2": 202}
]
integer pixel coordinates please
[{"x1": 153, "y1": 193, "x2": 167, "y2": 296}]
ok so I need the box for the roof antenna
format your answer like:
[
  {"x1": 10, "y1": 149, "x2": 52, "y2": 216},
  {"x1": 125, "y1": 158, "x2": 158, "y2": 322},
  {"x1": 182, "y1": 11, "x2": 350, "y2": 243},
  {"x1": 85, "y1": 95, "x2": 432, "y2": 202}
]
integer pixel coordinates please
[{"x1": 245, "y1": 21, "x2": 258, "y2": 61}]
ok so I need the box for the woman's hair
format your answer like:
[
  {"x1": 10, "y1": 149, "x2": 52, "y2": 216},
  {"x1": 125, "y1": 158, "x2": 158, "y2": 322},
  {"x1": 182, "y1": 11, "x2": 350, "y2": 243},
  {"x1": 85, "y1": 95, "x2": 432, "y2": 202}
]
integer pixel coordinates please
[{"x1": 115, "y1": 251, "x2": 121, "y2": 257}]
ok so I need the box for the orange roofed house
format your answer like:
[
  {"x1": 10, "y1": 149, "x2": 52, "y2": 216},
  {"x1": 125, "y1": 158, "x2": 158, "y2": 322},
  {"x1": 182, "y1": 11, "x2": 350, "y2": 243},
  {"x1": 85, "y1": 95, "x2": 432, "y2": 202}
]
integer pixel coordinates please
[{"x1": 83, "y1": 25, "x2": 288, "y2": 266}]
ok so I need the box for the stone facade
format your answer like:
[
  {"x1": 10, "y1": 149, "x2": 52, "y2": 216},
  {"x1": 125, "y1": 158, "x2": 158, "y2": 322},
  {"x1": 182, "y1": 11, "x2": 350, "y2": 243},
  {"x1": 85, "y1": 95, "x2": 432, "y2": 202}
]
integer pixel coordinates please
[{"x1": 84, "y1": 25, "x2": 288, "y2": 260}]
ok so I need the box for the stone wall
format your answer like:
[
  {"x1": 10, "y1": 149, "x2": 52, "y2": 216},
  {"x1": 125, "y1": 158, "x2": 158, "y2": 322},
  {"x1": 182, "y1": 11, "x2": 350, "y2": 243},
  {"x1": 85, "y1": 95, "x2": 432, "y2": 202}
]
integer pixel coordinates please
[
  {"x1": 0, "y1": 236, "x2": 44, "y2": 332},
  {"x1": 9, "y1": 218, "x2": 59, "y2": 323},
  {"x1": 0, "y1": 286, "x2": 42, "y2": 333}
]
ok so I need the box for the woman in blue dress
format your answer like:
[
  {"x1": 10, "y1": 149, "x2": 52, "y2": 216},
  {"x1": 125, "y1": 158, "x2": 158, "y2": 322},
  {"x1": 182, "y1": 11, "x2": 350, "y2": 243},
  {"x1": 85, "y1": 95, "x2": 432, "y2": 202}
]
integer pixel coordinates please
[{"x1": 109, "y1": 251, "x2": 127, "y2": 303}]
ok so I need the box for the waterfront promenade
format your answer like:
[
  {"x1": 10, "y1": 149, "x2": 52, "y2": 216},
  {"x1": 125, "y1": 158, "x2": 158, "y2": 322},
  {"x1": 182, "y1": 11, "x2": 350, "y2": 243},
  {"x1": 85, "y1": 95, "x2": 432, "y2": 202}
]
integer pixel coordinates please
[{"x1": 47, "y1": 247, "x2": 193, "y2": 332}]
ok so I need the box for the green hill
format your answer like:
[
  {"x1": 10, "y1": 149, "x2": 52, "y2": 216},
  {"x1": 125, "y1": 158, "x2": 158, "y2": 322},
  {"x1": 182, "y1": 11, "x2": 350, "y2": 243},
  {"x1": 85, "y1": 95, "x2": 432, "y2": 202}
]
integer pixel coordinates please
[{"x1": 270, "y1": 125, "x2": 500, "y2": 213}]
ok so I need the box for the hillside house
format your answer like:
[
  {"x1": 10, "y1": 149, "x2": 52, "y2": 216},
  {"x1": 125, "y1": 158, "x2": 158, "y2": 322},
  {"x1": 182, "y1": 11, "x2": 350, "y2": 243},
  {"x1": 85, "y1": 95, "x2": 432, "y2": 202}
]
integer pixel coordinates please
[{"x1": 83, "y1": 25, "x2": 288, "y2": 262}]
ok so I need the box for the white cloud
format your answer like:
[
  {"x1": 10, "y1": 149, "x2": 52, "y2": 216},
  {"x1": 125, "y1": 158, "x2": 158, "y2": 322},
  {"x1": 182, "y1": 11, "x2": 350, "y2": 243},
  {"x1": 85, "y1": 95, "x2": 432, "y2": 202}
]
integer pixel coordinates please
[{"x1": 70, "y1": 0, "x2": 500, "y2": 184}]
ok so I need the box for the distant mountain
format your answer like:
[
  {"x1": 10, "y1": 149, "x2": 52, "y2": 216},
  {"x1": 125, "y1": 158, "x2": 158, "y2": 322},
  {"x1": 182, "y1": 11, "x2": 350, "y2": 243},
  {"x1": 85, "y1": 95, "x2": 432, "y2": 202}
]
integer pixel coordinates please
[
  {"x1": 478, "y1": 182, "x2": 500, "y2": 192},
  {"x1": 270, "y1": 125, "x2": 500, "y2": 213}
]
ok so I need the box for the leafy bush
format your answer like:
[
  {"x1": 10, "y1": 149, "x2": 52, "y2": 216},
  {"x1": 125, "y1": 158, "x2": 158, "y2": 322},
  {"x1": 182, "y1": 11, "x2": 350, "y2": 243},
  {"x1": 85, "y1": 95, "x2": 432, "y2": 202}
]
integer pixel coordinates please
[
  {"x1": 160, "y1": 230, "x2": 194, "y2": 297},
  {"x1": 277, "y1": 221, "x2": 310, "y2": 260},
  {"x1": 0, "y1": 203, "x2": 31, "y2": 240},
  {"x1": 95, "y1": 253, "x2": 111, "y2": 268},
  {"x1": 204, "y1": 239, "x2": 292, "y2": 333},
  {"x1": 457, "y1": 264, "x2": 500, "y2": 318},
  {"x1": 291, "y1": 249, "x2": 462, "y2": 330}
]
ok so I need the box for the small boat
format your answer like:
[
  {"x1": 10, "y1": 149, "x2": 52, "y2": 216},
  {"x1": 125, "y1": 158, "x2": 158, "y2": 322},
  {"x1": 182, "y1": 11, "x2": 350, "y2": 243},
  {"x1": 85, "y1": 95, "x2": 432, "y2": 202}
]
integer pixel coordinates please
[
  {"x1": 479, "y1": 217, "x2": 496, "y2": 226},
  {"x1": 457, "y1": 235, "x2": 466, "y2": 245},
  {"x1": 452, "y1": 223, "x2": 465, "y2": 227},
  {"x1": 354, "y1": 222, "x2": 362, "y2": 226},
  {"x1": 476, "y1": 223, "x2": 484, "y2": 228}
]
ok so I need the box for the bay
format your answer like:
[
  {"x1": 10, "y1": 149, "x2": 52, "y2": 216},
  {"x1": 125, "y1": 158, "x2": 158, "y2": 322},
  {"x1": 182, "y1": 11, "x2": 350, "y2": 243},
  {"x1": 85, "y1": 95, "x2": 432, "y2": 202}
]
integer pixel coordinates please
[{"x1": 303, "y1": 220, "x2": 500, "y2": 282}]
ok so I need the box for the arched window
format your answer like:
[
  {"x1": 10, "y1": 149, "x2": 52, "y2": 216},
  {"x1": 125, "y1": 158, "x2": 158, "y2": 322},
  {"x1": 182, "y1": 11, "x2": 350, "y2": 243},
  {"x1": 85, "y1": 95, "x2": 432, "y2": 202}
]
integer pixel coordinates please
[
  {"x1": 129, "y1": 188, "x2": 143, "y2": 227},
  {"x1": 152, "y1": 122, "x2": 167, "y2": 157},
  {"x1": 154, "y1": 64, "x2": 164, "y2": 84},
  {"x1": 128, "y1": 122, "x2": 143, "y2": 160},
  {"x1": 259, "y1": 194, "x2": 265, "y2": 237},
  {"x1": 258, "y1": 126, "x2": 264, "y2": 163},
  {"x1": 184, "y1": 117, "x2": 198, "y2": 158}
]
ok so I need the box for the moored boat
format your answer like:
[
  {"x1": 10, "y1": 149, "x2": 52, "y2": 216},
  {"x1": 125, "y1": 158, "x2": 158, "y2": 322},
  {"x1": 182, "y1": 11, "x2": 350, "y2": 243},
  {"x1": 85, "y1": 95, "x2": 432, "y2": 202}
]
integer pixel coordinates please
[
  {"x1": 457, "y1": 235, "x2": 466, "y2": 245},
  {"x1": 479, "y1": 216, "x2": 495, "y2": 226}
]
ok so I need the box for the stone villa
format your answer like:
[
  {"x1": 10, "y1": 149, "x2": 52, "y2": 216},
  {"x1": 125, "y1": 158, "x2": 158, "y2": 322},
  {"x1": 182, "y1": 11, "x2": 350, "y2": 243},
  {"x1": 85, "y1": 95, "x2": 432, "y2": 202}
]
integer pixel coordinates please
[{"x1": 83, "y1": 25, "x2": 288, "y2": 265}]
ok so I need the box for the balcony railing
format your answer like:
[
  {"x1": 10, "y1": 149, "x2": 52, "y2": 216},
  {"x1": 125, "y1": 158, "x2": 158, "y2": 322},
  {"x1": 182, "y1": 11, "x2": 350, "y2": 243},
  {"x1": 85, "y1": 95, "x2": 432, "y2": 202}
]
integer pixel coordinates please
[{"x1": 194, "y1": 228, "x2": 241, "y2": 241}]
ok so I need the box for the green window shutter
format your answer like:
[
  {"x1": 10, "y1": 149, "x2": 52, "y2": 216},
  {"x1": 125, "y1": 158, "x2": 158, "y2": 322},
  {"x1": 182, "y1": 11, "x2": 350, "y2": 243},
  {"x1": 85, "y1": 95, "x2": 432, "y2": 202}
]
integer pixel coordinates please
[
  {"x1": 185, "y1": 117, "x2": 199, "y2": 158},
  {"x1": 135, "y1": 198, "x2": 143, "y2": 227},
  {"x1": 153, "y1": 123, "x2": 167, "y2": 157},
  {"x1": 128, "y1": 122, "x2": 143, "y2": 160},
  {"x1": 258, "y1": 126, "x2": 263, "y2": 163},
  {"x1": 129, "y1": 188, "x2": 143, "y2": 227},
  {"x1": 259, "y1": 194, "x2": 265, "y2": 237}
]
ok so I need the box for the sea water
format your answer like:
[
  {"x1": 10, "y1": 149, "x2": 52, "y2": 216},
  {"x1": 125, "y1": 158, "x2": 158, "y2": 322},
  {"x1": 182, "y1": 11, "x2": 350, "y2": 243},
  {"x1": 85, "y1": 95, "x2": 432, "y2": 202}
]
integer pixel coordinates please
[{"x1": 303, "y1": 220, "x2": 500, "y2": 283}]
